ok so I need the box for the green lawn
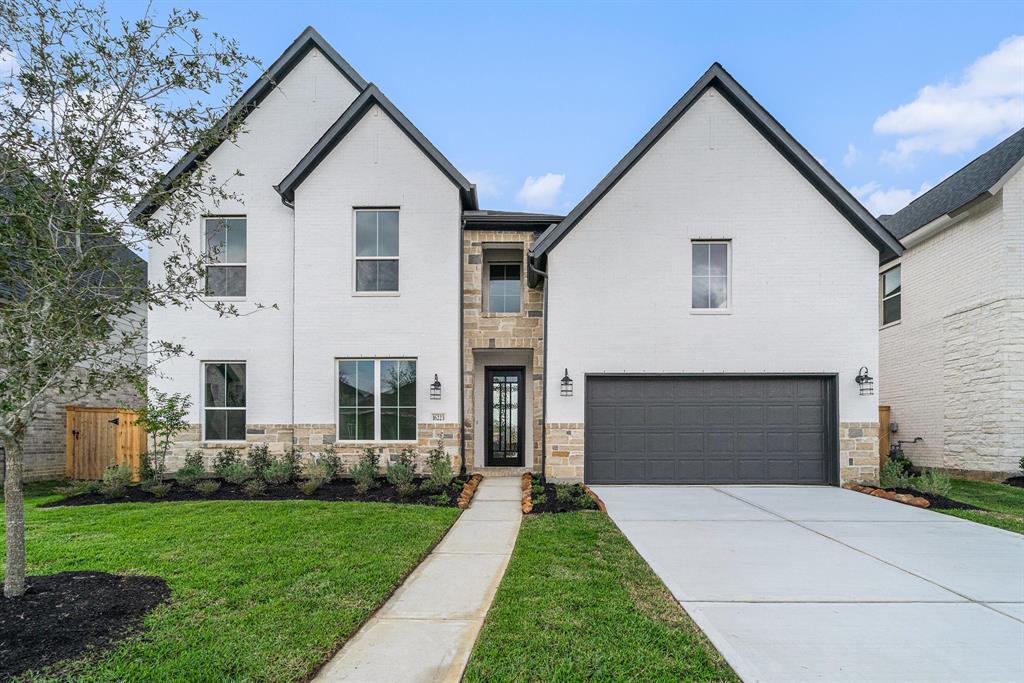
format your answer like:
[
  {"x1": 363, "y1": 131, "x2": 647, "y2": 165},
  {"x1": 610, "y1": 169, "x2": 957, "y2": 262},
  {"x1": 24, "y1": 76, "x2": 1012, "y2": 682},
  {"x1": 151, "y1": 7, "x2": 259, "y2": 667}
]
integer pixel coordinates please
[
  {"x1": 3, "y1": 482, "x2": 460, "y2": 681},
  {"x1": 464, "y1": 512, "x2": 737, "y2": 683},
  {"x1": 935, "y1": 478, "x2": 1024, "y2": 534}
]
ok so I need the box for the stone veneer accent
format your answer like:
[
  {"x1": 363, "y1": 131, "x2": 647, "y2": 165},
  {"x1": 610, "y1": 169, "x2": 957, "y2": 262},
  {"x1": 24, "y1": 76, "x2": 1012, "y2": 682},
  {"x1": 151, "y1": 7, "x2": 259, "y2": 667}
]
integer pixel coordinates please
[
  {"x1": 166, "y1": 422, "x2": 461, "y2": 473},
  {"x1": 463, "y1": 230, "x2": 545, "y2": 472},
  {"x1": 545, "y1": 423, "x2": 585, "y2": 481},
  {"x1": 839, "y1": 421, "x2": 880, "y2": 485}
]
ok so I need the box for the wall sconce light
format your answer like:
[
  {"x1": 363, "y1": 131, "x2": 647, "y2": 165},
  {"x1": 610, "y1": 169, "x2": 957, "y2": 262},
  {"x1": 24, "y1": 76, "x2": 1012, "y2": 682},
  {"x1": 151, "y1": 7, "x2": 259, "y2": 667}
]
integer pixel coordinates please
[
  {"x1": 430, "y1": 374, "x2": 442, "y2": 400},
  {"x1": 560, "y1": 368, "x2": 573, "y2": 397},
  {"x1": 855, "y1": 366, "x2": 874, "y2": 396}
]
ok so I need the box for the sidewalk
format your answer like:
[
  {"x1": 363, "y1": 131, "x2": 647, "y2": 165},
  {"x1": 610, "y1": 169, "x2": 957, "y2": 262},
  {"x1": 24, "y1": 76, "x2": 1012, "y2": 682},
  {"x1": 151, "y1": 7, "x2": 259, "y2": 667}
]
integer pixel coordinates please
[{"x1": 314, "y1": 476, "x2": 523, "y2": 683}]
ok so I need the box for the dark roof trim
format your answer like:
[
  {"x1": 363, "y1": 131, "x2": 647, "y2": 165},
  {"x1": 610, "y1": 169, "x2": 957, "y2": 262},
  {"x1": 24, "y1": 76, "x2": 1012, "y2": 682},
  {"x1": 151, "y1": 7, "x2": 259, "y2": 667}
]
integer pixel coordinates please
[
  {"x1": 130, "y1": 26, "x2": 368, "y2": 221},
  {"x1": 275, "y1": 84, "x2": 478, "y2": 209},
  {"x1": 530, "y1": 63, "x2": 903, "y2": 260},
  {"x1": 463, "y1": 209, "x2": 563, "y2": 231}
]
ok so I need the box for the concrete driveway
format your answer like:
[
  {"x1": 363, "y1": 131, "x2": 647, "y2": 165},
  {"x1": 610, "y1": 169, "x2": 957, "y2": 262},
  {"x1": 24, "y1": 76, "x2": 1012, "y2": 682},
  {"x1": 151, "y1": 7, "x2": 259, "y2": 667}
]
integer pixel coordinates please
[{"x1": 591, "y1": 485, "x2": 1024, "y2": 683}]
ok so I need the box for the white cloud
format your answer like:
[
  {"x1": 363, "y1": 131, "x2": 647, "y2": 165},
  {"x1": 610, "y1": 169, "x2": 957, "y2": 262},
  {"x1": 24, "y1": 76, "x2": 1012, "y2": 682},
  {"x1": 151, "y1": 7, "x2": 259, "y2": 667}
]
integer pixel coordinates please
[
  {"x1": 852, "y1": 180, "x2": 932, "y2": 216},
  {"x1": 465, "y1": 170, "x2": 503, "y2": 199},
  {"x1": 874, "y1": 35, "x2": 1024, "y2": 165},
  {"x1": 843, "y1": 143, "x2": 861, "y2": 167},
  {"x1": 516, "y1": 172, "x2": 565, "y2": 209},
  {"x1": 0, "y1": 49, "x2": 17, "y2": 78}
]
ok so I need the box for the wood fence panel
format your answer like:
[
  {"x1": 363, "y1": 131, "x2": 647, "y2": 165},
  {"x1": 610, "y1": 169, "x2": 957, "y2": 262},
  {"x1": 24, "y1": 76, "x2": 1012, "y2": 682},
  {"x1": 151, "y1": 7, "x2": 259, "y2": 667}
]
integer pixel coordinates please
[
  {"x1": 66, "y1": 406, "x2": 146, "y2": 480},
  {"x1": 878, "y1": 404, "x2": 891, "y2": 472}
]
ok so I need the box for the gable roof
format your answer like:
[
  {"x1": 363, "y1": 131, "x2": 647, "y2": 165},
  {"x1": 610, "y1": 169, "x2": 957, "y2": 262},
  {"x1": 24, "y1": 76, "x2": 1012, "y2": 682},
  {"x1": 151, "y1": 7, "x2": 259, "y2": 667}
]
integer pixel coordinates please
[
  {"x1": 129, "y1": 26, "x2": 368, "y2": 221},
  {"x1": 530, "y1": 63, "x2": 903, "y2": 261},
  {"x1": 880, "y1": 127, "x2": 1024, "y2": 241},
  {"x1": 275, "y1": 84, "x2": 478, "y2": 209}
]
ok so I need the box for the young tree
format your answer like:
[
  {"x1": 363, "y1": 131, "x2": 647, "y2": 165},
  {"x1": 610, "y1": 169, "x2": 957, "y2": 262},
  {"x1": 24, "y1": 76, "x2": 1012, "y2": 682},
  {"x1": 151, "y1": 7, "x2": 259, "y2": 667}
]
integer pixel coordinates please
[
  {"x1": 0, "y1": 0, "x2": 258, "y2": 597},
  {"x1": 133, "y1": 389, "x2": 191, "y2": 482}
]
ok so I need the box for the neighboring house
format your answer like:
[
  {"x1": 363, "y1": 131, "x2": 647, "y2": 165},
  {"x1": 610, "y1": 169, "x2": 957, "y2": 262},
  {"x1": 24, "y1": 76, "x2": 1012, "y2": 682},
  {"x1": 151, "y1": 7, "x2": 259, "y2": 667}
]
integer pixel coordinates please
[
  {"x1": 879, "y1": 129, "x2": 1024, "y2": 479},
  {"x1": 139, "y1": 27, "x2": 901, "y2": 485}
]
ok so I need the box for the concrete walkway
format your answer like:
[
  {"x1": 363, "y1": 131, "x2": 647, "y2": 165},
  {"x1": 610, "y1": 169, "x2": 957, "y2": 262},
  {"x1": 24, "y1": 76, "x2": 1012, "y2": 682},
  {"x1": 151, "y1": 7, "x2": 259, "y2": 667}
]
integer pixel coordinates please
[
  {"x1": 315, "y1": 477, "x2": 522, "y2": 683},
  {"x1": 593, "y1": 485, "x2": 1024, "y2": 683}
]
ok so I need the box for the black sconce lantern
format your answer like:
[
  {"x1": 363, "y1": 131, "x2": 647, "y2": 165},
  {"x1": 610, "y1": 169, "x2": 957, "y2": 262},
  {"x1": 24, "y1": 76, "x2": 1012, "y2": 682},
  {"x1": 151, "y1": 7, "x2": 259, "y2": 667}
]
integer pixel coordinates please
[
  {"x1": 560, "y1": 368, "x2": 573, "y2": 397},
  {"x1": 855, "y1": 366, "x2": 874, "y2": 396},
  {"x1": 430, "y1": 374, "x2": 442, "y2": 400}
]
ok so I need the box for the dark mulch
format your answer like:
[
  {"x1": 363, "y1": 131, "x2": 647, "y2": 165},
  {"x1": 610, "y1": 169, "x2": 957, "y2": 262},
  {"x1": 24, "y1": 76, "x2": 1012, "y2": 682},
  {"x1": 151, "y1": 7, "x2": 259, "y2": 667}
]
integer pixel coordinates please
[
  {"x1": 42, "y1": 476, "x2": 469, "y2": 508},
  {"x1": 530, "y1": 481, "x2": 599, "y2": 514},
  {"x1": 1003, "y1": 476, "x2": 1024, "y2": 489},
  {"x1": 0, "y1": 571, "x2": 170, "y2": 680},
  {"x1": 889, "y1": 487, "x2": 984, "y2": 510}
]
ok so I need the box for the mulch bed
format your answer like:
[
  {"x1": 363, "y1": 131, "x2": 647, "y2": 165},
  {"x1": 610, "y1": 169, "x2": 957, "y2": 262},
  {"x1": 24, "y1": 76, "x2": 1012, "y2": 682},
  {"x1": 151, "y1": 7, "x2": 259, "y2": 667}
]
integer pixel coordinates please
[
  {"x1": 43, "y1": 476, "x2": 470, "y2": 509},
  {"x1": 1003, "y1": 476, "x2": 1024, "y2": 489},
  {"x1": 529, "y1": 480, "x2": 600, "y2": 514},
  {"x1": 889, "y1": 487, "x2": 984, "y2": 511},
  {"x1": 0, "y1": 571, "x2": 169, "y2": 680}
]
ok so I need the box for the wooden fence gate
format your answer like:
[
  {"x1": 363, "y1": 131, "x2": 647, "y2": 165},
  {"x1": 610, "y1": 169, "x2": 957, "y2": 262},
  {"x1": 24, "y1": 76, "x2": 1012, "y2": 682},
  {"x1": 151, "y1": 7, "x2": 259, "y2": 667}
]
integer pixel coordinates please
[
  {"x1": 878, "y1": 404, "x2": 891, "y2": 471},
  {"x1": 65, "y1": 407, "x2": 146, "y2": 480}
]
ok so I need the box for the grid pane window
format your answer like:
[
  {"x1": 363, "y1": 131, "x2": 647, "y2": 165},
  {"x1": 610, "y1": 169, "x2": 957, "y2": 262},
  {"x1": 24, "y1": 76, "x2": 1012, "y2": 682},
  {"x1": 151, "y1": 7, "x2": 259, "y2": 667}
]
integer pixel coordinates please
[
  {"x1": 691, "y1": 241, "x2": 729, "y2": 309},
  {"x1": 354, "y1": 210, "x2": 399, "y2": 292},
  {"x1": 205, "y1": 217, "x2": 246, "y2": 297},
  {"x1": 338, "y1": 359, "x2": 416, "y2": 441},
  {"x1": 882, "y1": 265, "x2": 901, "y2": 325},
  {"x1": 203, "y1": 362, "x2": 246, "y2": 440},
  {"x1": 488, "y1": 264, "x2": 522, "y2": 313}
]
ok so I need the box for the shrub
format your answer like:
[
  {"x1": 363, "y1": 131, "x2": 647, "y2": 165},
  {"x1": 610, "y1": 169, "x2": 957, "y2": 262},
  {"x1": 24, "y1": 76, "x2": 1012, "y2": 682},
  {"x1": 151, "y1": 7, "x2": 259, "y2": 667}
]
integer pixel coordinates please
[
  {"x1": 533, "y1": 493, "x2": 547, "y2": 507},
  {"x1": 283, "y1": 447, "x2": 302, "y2": 472},
  {"x1": 56, "y1": 480, "x2": 100, "y2": 497},
  {"x1": 574, "y1": 489, "x2": 597, "y2": 510},
  {"x1": 423, "y1": 442, "x2": 453, "y2": 492},
  {"x1": 175, "y1": 450, "x2": 205, "y2": 487},
  {"x1": 213, "y1": 448, "x2": 241, "y2": 478},
  {"x1": 352, "y1": 447, "x2": 381, "y2": 493},
  {"x1": 194, "y1": 480, "x2": 221, "y2": 497},
  {"x1": 247, "y1": 444, "x2": 272, "y2": 478},
  {"x1": 264, "y1": 459, "x2": 296, "y2": 485},
  {"x1": 387, "y1": 448, "x2": 417, "y2": 497},
  {"x1": 304, "y1": 459, "x2": 335, "y2": 485},
  {"x1": 880, "y1": 458, "x2": 914, "y2": 490},
  {"x1": 138, "y1": 452, "x2": 156, "y2": 483},
  {"x1": 914, "y1": 469, "x2": 952, "y2": 497},
  {"x1": 1019, "y1": 455, "x2": 1024, "y2": 473},
  {"x1": 149, "y1": 482, "x2": 173, "y2": 498},
  {"x1": 243, "y1": 478, "x2": 267, "y2": 497},
  {"x1": 887, "y1": 450, "x2": 913, "y2": 475},
  {"x1": 429, "y1": 492, "x2": 449, "y2": 506},
  {"x1": 313, "y1": 445, "x2": 342, "y2": 481},
  {"x1": 531, "y1": 482, "x2": 545, "y2": 496},
  {"x1": 296, "y1": 478, "x2": 323, "y2": 496},
  {"x1": 220, "y1": 462, "x2": 254, "y2": 485},
  {"x1": 555, "y1": 485, "x2": 576, "y2": 505},
  {"x1": 100, "y1": 464, "x2": 132, "y2": 499}
]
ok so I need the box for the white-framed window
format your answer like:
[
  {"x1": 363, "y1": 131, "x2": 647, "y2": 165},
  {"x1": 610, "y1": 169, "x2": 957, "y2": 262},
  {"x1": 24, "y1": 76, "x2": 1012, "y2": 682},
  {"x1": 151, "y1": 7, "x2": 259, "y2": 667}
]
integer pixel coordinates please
[
  {"x1": 354, "y1": 209, "x2": 399, "y2": 293},
  {"x1": 691, "y1": 240, "x2": 730, "y2": 310},
  {"x1": 881, "y1": 265, "x2": 901, "y2": 325},
  {"x1": 338, "y1": 358, "x2": 416, "y2": 441},
  {"x1": 203, "y1": 362, "x2": 246, "y2": 441},
  {"x1": 487, "y1": 263, "x2": 522, "y2": 313},
  {"x1": 204, "y1": 216, "x2": 246, "y2": 297}
]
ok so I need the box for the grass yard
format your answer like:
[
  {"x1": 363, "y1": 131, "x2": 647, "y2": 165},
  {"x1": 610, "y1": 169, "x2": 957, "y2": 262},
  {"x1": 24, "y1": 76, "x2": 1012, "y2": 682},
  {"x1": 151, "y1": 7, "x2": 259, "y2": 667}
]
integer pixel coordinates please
[
  {"x1": 463, "y1": 512, "x2": 737, "y2": 683},
  {"x1": 936, "y1": 478, "x2": 1024, "y2": 534},
  {"x1": 3, "y1": 482, "x2": 460, "y2": 681}
]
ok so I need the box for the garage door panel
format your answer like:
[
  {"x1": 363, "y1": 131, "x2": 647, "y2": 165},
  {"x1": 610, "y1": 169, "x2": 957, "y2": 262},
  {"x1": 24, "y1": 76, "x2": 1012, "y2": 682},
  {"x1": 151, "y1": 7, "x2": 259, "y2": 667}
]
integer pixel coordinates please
[{"x1": 585, "y1": 376, "x2": 834, "y2": 485}]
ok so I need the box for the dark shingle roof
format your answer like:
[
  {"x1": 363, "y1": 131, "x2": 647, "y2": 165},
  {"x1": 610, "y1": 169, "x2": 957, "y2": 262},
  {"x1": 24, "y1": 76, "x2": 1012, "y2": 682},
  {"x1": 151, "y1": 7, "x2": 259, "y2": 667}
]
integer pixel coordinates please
[
  {"x1": 463, "y1": 209, "x2": 563, "y2": 231},
  {"x1": 880, "y1": 127, "x2": 1024, "y2": 240}
]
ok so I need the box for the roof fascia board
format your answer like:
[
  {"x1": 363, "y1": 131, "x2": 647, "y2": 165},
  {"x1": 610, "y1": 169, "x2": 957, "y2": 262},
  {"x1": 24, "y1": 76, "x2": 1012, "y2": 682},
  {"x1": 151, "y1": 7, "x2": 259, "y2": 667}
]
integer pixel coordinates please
[
  {"x1": 899, "y1": 190, "x2": 995, "y2": 249},
  {"x1": 990, "y1": 155, "x2": 1024, "y2": 195}
]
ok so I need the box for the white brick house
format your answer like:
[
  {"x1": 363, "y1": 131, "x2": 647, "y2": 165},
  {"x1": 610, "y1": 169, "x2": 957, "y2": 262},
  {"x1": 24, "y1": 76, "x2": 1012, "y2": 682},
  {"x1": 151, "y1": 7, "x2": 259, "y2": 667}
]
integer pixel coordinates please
[
  {"x1": 879, "y1": 129, "x2": 1024, "y2": 478},
  {"x1": 140, "y1": 27, "x2": 902, "y2": 485}
]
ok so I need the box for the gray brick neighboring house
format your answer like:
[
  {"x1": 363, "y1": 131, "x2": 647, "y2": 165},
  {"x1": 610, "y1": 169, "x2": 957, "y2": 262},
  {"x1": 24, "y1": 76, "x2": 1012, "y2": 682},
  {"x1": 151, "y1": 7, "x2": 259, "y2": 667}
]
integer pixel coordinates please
[{"x1": 879, "y1": 127, "x2": 1024, "y2": 479}]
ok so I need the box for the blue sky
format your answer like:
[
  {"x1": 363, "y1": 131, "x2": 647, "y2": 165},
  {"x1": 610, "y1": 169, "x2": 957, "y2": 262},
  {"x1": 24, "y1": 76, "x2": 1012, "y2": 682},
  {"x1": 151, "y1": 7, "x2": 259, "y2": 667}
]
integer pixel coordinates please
[{"x1": 112, "y1": 0, "x2": 1024, "y2": 217}]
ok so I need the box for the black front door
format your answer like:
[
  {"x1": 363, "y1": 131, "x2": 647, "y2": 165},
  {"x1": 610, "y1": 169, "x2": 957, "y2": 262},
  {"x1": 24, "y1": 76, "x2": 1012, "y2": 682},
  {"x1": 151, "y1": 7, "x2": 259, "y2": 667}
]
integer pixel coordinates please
[{"x1": 485, "y1": 367, "x2": 525, "y2": 467}]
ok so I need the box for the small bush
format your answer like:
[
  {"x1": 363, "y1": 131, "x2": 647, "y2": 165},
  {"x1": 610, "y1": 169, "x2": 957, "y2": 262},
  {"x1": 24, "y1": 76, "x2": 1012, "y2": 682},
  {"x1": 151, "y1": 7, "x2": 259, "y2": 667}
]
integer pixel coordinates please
[
  {"x1": 149, "y1": 482, "x2": 173, "y2": 498},
  {"x1": 880, "y1": 458, "x2": 914, "y2": 490},
  {"x1": 304, "y1": 459, "x2": 334, "y2": 485},
  {"x1": 533, "y1": 493, "x2": 547, "y2": 507},
  {"x1": 99, "y1": 464, "x2": 132, "y2": 499},
  {"x1": 194, "y1": 480, "x2": 221, "y2": 497},
  {"x1": 313, "y1": 445, "x2": 342, "y2": 481},
  {"x1": 296, "y1": 478, "x2": 323, "y2": 496},
  {"x1": 243, "y1": 478, "x2": 267, "y2": 497},
  {"x1": 220, "y1": 462, "x2": 254, "y2": 485},
  {"x1": 429, "y1": 492, "x2": 450, "y2": 506},
  {"x1": 213, "y1": 448, "x2": 241, "y2": 478},
  {"x1": 914, "y1": 469, "x2": 952, "y2": 497},
  {"x1": 423, "y1": 443, "x2": 454, "y2": 493},
  {"x1": 263, "y1": 459, "x2": 295, "y2": 485},
  {"x1": 138, "y1": 452, "x2": 156, "y2": 482},
  {"x1": 283, "y1": 447, "x2": 302, "y2": 472},
  {"x1": 247, "y1": 444, "x2": 272, "y2": 478},
  {"x1": 56, "y1": 480, "x2": 101, "y2": 497},
  {"x1": 352, "y1": 447, "x2": 381, "y2": 493},
  {"x1": 555, "y1": 485, "x2": 576, "y2": 505},
  {"x1": 531, "y1": 482, "x2": 544, "y2": 496},
  {"x1": 387, "y1": 448, "x2": 417, "y2": 497},
  {"x1": 176, "y1": 450, "x2": 206, "y2": 487},
  {"x1": 574, "y1": 490, "x2": 597, "y2": 510},
  {"x1": 887, "y1": 451, "x2": 913, "y2": 475}
]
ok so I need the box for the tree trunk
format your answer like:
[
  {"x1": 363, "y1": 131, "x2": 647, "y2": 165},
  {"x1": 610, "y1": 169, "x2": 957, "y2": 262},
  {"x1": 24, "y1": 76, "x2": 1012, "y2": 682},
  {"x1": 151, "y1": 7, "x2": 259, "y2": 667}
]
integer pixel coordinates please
[{"x1": 3, "y1": 436, "x2": 26, "y2": 598}]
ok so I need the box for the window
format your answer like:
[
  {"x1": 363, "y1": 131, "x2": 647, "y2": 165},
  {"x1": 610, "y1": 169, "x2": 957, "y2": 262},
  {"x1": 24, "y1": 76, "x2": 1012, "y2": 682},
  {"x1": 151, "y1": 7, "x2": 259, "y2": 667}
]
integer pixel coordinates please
[
  {"x1": 338, "y1": 359, "x2": 416, "y2": 441},
  {"x1": 203, "y1": 362, "x2": 246, "y2": 441},
  {"x1": 205, "y1": 217, "x2": 246, "y2": 297},
  {"x1": 488, "y1": 263, "x2": 521, "y2": 313},
  {"x1": 355, "y1": 209, "x2": 399, "y2": 292},
  {"x1": 881, "y1": 265, "x2": 901, "y2": 325},
  {"x1": 692, "y1": 241, "x2": 729, "y2": 309}
]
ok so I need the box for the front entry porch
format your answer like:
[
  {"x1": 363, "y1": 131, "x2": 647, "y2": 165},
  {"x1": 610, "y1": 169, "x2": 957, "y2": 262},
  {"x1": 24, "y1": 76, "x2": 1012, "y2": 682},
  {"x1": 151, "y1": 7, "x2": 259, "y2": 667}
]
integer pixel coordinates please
[{"x1": 467, "y1": 348, "x2": 541, "y2": 472}]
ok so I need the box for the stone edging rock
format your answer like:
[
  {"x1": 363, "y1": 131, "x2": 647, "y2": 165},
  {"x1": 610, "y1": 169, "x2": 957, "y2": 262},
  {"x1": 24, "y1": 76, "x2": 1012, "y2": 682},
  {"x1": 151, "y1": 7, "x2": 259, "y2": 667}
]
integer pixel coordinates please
[
  {"x1": 842, "y1": 482, "x2": 930, "y2": 508},
  {"x1": 521, "y1": 472, "x2": 533, "y2": 514},
  {"x1": 457, "y1": 474, "x2": 484, "y2": 509}
]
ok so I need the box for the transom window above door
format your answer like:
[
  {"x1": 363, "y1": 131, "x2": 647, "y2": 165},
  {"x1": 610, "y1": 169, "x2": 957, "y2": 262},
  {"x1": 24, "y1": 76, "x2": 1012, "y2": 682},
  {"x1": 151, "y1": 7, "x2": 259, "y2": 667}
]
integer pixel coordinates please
[
  {"x1": 205, "y1": 217, "x2": 246, "y2": 297},
  {"x1": 338, "y1": 358, "x2": 416, "y2": 441},
  {"x1": 691, "y1": 241, "x2": 730, "y2": 310},
  {"x1": 354, "y1": 209, "x2": 399, "y2": 293}
]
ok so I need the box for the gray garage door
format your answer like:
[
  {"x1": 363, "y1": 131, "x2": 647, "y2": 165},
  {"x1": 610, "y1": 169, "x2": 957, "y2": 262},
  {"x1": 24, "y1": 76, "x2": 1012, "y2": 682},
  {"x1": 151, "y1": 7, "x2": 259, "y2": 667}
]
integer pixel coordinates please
[{"x1": 585, "y1": 375, "x2": 836, "y2": 485}]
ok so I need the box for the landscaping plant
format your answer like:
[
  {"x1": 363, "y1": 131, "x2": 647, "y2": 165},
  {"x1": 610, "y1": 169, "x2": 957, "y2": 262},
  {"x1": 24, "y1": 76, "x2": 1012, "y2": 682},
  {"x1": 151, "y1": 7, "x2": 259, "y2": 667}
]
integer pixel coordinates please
[
  {"x1": 194, "y1": 480, "x2": 221, "y2": 498},
  {"x1": 175, "y1": 451, "x2": 206, "y2": 488},
  {"x1": 213, "y1": 448, "x2": 241, "y2": 479},
  {"x1": 243, "y1": 479, "x2": 267, "y2": 497},
  {"x1": 914, "y1": 469, "x2": 952, "y2": 497},
  {"x1": 263, "y1": 458, "x2": 296, "y2": 485},
  {"x1": 424, "y1": 442, "x2": 454, "y2": 492},
  {"x1": 220, "y1": 462, "x2": 254, "y2": 485},
  {"x1": 304, "y1": 459, "x2": 335, "y2": 485},
  {"x1": 387, "y1": 448, "x2": 417, "y2": 497},
  {"x1": 313, "y1": 445, "x2": 343, "y2": 481},
  {"x1": 246, "y1": 444, "x2": 273, "y2": 479},
  {"x1": 100, "y1": 464, "x2": 132, "y2": 499},
  {"x1": 880, "y1": 458, "x2": 914, "y2": 490},
  {"x1": 148, "y1": 482, "x2": 173, "y2": 499},
  {"x1": 352, "y1": 448, "x2": 381, "y2": 494},
  {"x1": 0, "y1": 0, "x2": 256, "y2": 597},
  {"x1": 133, "y1": 390, "x2": 192, "y2": 484}
]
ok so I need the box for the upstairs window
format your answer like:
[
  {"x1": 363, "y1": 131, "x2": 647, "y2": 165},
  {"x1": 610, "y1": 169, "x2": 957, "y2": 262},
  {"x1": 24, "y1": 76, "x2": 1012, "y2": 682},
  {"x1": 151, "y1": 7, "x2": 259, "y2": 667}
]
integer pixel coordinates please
[
  {"x1": 203, "y1": 362, "x2": 246, "y2": 441},
  {"x1": 488, "y1": 263, "x2": 522, "y2": 313},
  {"x1": 882, "y1": 265, "x2": 901, "y2": 325},
  {"x1": 355, "y1": 209, "x2": 399, "y2": 292},
  {"x1": 205, "y1": 217, "x2": 246, "y2": 297},
  {"x1": 691, "y1": 241, "x2": 729, "y2": 310}
]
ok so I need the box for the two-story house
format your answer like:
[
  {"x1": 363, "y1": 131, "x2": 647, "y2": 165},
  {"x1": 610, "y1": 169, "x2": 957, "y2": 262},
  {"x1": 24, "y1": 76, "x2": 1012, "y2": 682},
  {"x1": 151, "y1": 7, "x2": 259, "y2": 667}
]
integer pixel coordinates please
[{"x1": 139, "y1": 27, "x2": 902, "y2": 485}]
